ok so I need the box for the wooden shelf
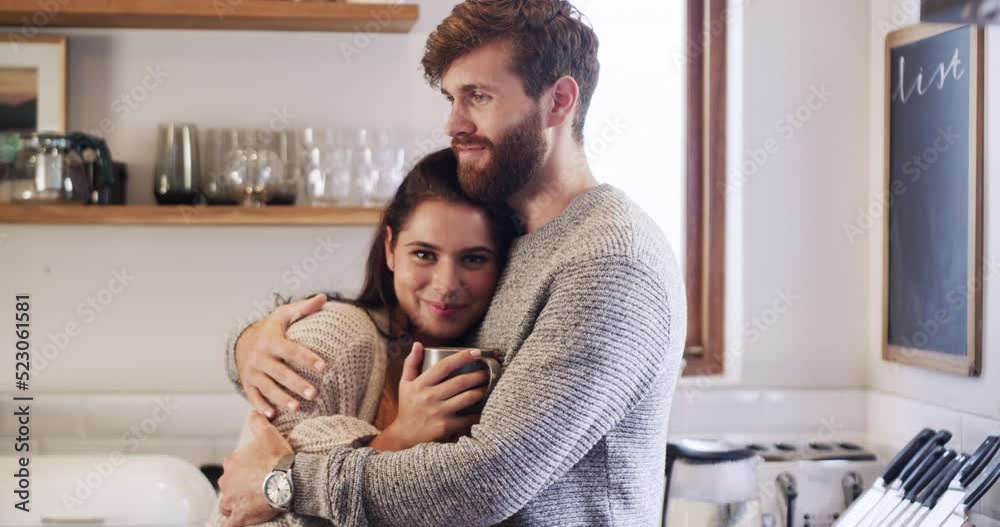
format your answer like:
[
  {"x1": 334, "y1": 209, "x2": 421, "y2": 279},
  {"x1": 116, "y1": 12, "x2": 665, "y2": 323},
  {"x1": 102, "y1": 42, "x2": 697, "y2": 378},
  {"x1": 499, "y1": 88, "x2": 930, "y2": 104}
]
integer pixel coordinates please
[
  {"x1": 0, "y1": 204, "x2": 383, "y2": 226},
  {"x1": 0, "y1": 1, "x2": 419, "y2": 33}
]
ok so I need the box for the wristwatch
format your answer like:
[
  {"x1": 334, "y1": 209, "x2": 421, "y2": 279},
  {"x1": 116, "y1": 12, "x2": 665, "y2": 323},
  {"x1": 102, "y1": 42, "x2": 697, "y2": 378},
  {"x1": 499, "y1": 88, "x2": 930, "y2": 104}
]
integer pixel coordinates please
[{"x1": 262, "y1": 453, "x2": 296, "y2": 512}]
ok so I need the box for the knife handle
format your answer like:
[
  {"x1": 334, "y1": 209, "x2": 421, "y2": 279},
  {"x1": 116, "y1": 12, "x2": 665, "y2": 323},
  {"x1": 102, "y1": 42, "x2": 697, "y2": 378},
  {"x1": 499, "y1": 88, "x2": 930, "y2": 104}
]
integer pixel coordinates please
[
  {"x1": 907, "y1": 450, "x2": 957, "y2": 502},
  {"x1": 961, "y1": 436, "x2": 999, "y2": 488},
  {"x1": 904, "y1": 446, "x2": 946, "y2": 494},
  {"x1": 925, "y1": 456, "x2": 967, "y2": 508},
  {"x1": 959, "y1": 437, "x2": 993, "y2": 481},
  {"x1": 964, "y1": 451, "x2": 1000, "y2": 509},
  {"x1": 903, "y1": 445, "x2": 944, "y2": 496},
  {"x1": 884, "y1": 429, "x2": 938, "y2": 485},
  {"x1": 901, "y1": 430, "x2": 954, "y2": 484}
]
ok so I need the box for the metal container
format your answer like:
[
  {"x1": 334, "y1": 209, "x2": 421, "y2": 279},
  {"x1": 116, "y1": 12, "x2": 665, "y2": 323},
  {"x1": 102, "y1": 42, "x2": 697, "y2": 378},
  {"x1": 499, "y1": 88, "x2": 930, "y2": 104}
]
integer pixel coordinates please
[{"x1": 421, "y1": 347, "x2": 502, "y2": 415}]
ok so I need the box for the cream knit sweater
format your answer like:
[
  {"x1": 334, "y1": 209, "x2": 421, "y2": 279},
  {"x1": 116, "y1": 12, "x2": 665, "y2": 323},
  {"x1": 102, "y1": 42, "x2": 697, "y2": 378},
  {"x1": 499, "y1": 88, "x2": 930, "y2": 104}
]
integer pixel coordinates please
[{"x1": 214, "y1": 302, "x2": 392, "y2": 527}]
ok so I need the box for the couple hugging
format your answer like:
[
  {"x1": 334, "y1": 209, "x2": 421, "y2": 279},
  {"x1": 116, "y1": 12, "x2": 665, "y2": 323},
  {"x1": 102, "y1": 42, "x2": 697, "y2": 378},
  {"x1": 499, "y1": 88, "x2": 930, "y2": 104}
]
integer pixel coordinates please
[{"x1": 214, "y1": 1, "x2": 685, "y2": 526}]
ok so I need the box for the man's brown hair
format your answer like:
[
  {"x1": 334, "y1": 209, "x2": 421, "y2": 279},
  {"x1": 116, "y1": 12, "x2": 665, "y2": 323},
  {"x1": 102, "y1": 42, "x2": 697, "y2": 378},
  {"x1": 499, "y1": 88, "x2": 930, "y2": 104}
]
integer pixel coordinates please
[{"x1": 422, "y1": 0, "x2": 600, "y2": 143}]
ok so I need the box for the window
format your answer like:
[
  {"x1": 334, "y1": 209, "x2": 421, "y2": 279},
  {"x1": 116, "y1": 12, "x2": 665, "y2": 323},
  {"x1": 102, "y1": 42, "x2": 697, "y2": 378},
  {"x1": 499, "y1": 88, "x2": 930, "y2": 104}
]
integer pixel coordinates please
[
  {"x1": 584, "y1": 0, "x2": 727, "y2": 376},
  {"x1": 582, "y1": 1, "x2": 687, "y2": 262}
]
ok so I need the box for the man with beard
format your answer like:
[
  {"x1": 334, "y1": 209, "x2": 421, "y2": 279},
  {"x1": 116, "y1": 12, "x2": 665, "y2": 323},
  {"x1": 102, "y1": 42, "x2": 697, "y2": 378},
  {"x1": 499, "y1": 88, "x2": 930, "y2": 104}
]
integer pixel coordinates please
[{"x1": 217, "y1": 1, "x2": 685, "y2": 525}]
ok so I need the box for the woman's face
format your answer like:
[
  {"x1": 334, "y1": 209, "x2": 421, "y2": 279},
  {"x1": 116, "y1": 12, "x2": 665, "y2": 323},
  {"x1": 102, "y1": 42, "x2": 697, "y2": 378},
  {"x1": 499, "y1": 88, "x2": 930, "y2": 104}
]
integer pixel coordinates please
[{"x1": 386, "y1": 198, "x2": 500, "y2": 342}]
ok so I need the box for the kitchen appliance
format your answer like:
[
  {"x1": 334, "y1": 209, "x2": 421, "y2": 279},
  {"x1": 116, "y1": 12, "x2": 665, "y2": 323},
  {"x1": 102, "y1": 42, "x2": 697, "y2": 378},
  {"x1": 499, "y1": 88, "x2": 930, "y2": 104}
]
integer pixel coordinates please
[
  {"x1": 752, "y1": 440, "x2": 884, "y2": 527},
  {"x1": 663, "y1": 439, "x2": 763, "y2": 527},
  {"x1": 9, "y1": 131, "x2": 117, "y2": 204},
  {"x1": 154, "y1": 122, "x2": 202, "y2": 205},
  {"x1": 0, "y1": 454, "x2": 217, "y2": 526}
]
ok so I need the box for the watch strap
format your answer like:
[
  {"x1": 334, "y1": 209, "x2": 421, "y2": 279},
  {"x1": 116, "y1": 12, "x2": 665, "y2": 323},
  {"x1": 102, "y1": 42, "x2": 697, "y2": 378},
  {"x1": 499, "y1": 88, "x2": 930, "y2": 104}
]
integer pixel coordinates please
[{"x1": 274, "y1": 453, "x2": 295, "y2": 473}]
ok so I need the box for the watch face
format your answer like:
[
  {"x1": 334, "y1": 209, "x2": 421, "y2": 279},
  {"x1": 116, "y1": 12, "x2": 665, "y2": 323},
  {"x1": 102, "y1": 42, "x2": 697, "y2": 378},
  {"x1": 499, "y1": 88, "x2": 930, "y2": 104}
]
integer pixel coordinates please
[{"x1": 265, "y1": 472, "x2": 292, "y2": 507}]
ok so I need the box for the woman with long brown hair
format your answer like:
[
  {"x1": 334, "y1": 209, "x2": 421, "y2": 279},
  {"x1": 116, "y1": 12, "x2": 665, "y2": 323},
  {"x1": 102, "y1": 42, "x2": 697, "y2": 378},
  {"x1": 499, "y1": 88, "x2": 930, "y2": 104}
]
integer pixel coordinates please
[{"x1": 213, "y1": 148, "x2": 517, "y2": 526}]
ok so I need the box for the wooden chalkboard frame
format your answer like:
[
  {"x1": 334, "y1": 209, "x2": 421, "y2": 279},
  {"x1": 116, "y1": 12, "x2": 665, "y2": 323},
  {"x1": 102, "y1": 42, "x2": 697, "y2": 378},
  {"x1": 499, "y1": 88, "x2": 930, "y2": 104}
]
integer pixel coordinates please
[{"x1": 882, "y1": 24, "x2": 984, "y2": 376}]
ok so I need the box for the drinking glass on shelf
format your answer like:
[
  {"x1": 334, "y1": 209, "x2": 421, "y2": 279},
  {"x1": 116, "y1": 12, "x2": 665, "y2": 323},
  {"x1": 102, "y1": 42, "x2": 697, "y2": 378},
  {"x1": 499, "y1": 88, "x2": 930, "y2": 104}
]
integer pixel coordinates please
[
  {"x1": 301, "y1": 144, "x2": 324, "y2": 206},
  {"x1": 298, "y1": 127, "x2": 346, "y2": 207},
  {"x1": 297, "y1": 128, "x2": 321, "y2": 205},
  {"x1": 153, "y1": 122, "x2": 202, "y2": 205},
  {"x1": 202, "y1": 128, "x2": 241, "y2": 204},
  {"x1": 320, "y1": 147, "x2": 353, "y2": 206},
  {"x1": 224, "y1": 136, "x2": 278, "y2": 207},
  {"x1": 350, "y1": 146, "x2": 379, "y2": 206},
  {"x1": 219, "y1": 128, "x2": 302, "y2": 207},
  {"x1": 355, "y1": 127, "x2": 371, "y2": 150},
  {"x1": 373, "y1": 145, "x2": 406, "y2": 205},
  {"x1": 254, "y1": 128, "x2": 298, "y2": 205}
]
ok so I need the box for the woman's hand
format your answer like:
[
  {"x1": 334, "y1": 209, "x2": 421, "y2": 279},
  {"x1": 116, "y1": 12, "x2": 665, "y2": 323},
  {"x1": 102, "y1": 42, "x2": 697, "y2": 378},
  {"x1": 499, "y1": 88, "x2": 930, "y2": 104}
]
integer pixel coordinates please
[
  {"x1": 371, "y1": 343, "x2": 488, "y2": 452},
  {"x1": 235, "y1": 294, "x2": 329, "y2": 418}
]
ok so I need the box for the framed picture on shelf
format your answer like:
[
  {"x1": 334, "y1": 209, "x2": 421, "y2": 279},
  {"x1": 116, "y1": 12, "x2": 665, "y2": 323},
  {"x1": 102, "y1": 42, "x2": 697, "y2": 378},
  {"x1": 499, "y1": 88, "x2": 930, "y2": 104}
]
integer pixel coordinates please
[{"x1": 0, "y1": 35, "x2": 66, "y2": 132}]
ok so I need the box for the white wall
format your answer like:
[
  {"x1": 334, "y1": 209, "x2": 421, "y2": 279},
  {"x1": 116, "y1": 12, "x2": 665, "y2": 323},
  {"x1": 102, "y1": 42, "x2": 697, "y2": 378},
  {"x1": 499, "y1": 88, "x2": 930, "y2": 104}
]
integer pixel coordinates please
[
  {"x1": 1, "y1": 226, "x2": 374, "y2": 392},
  {"x1": 725, "y1": 0, "x2": 870, "y2": 389}
]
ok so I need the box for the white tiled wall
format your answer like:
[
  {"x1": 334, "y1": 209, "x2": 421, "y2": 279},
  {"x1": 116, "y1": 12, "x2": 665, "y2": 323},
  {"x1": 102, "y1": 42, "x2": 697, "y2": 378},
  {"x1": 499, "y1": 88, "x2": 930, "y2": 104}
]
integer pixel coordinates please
[
  {"x1": 669, "y1": 388, "x2": 868, "y2": 440},
  {"x1": 1, "y1": 392, "x2": 250, "y2": 469},
  {"x1": 867, "y1": 391, "x2": 1000, "y2": 520}
]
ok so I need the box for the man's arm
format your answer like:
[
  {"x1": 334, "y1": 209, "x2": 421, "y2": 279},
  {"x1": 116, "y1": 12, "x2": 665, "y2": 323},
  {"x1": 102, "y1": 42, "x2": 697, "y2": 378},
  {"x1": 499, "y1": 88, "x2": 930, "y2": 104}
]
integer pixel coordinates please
[
  {"x1": 224, "y1": 294, "x2": 329, "y2": 417},
  {"x1": 224, "y1": 320, "x2": 255, "y2": 392},
  {"x1": 291, "y1": 256, "x2": 685, "y2": 526},
  {"x1": 219, "y1": 304, "x2": 383, "y2": 527}
]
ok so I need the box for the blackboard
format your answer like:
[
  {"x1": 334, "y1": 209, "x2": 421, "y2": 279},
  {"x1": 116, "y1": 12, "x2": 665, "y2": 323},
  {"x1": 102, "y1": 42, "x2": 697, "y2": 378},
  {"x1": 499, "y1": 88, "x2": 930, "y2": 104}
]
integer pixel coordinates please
[{"x1": 884, "y1": 24, "x2": 983, "y2": 376}]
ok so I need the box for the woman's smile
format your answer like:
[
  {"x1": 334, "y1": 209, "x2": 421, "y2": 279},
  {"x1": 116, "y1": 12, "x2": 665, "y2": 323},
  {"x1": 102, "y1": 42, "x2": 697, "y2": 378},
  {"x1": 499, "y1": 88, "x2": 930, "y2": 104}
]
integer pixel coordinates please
[{"x1": 423, "y1": 299, "x2": 466, "y2": 318}]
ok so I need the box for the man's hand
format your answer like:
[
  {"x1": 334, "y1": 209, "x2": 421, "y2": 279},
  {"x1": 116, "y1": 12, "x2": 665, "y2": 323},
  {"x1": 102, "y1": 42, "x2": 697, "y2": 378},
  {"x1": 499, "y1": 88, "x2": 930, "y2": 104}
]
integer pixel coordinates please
[
  {"x1": 218, "y1": 413, "x2": 293, "y2": 527},
  {"x1": 236, "y1": 293, "x2": 328, "y2": 417}
]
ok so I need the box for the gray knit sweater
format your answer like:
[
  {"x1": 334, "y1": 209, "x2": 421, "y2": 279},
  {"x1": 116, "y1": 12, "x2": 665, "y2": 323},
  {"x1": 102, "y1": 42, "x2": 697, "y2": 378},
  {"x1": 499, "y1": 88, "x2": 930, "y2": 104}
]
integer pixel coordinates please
[{"x1": 225, "y1": 184, "x2": 686, "y2": 526}]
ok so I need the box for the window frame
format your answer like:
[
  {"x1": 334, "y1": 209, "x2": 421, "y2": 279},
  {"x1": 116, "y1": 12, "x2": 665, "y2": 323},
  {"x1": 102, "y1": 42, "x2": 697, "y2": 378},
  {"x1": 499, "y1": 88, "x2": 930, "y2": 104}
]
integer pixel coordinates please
[{"x1": 683, "y1": 0, "x2": 727, "y2": 376}]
